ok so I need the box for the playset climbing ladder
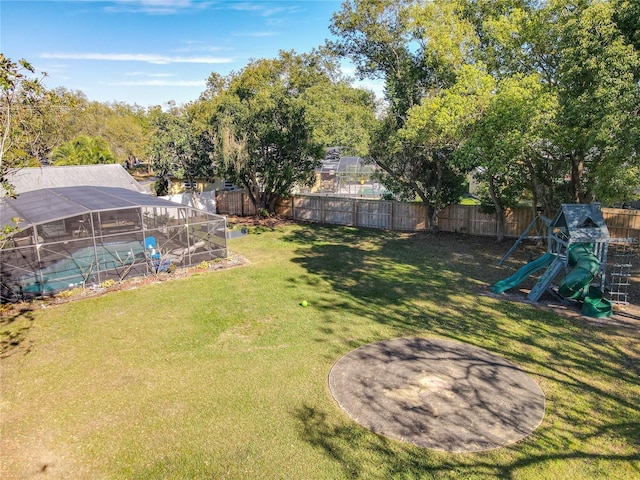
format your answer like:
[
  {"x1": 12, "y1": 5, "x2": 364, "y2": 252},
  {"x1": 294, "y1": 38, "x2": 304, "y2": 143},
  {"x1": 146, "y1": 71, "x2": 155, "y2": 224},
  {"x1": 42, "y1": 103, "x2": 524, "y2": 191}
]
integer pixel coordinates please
[
  {"x1": 494, "y1": 203, "x2": 615, "y2": 317},
  {"x1": 608, "y1": 239, "x2": 638, "y2": 306}
]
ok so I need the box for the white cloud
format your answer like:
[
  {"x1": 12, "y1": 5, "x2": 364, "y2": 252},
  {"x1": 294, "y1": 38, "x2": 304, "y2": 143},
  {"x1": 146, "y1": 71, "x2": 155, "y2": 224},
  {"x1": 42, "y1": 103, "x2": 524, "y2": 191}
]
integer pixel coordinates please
[
  {"x1": 126, "y1": 71, "x2": 176, "y2": 77},
  {"x1": 229, "y1": 2, "x2": 299, "y2": 17},
  {"x1": 173, "y1": 43, "x2": 233, "y2": 53},
  {"x1": 108, "y1": 79, "x2": 206, "y2": 87},
  {"x1": 41, "y1": 52, "x2": 234, "y2": 65},
  {"x1": 105, "y1": 0, "x2": 214, "y2": 15},
  {"x1": 232, "y1": 31, "x2": 276, "y2": 38}
]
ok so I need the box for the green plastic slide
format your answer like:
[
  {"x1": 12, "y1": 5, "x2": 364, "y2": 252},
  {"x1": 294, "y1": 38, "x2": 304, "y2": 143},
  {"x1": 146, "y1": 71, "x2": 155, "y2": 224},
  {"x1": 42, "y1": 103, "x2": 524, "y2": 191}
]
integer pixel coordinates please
[
  {"x1": 558, "y1": 244, "x2": 599, "y2": 299},
  {"x1": 493, "y1": 244, "x2": 613, "y2": 318},
  {"x1": 558, "y1": 244, "x2": 612, "y2": 318},
  {"x1": 492, "y1": 252, "x2": 556, "y2": 294}
]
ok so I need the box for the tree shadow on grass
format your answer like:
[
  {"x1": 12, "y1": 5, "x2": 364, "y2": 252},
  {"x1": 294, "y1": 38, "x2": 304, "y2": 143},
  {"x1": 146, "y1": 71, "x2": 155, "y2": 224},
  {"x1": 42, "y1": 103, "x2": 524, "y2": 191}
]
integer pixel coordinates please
[
  {"x1": 284, "y1": 224, "x2": 640, "y2": 478},
  {"x1": 0, "y1": 306, "x2": 35, "y2": 357},
  {"x1": 295, "y1": 402, "x2": 640, "y2": 479}
]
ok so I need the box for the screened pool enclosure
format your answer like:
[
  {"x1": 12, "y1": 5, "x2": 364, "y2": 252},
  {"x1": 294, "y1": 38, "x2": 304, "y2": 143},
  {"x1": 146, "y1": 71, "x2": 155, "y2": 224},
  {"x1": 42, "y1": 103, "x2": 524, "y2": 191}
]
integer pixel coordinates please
[{"x1": 1, "y1": 186, "x2": 227, "y2": 301}]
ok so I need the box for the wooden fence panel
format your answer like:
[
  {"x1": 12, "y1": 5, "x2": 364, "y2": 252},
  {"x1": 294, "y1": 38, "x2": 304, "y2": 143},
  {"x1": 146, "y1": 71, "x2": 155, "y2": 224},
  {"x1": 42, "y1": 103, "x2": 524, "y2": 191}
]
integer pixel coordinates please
[
  {"x1": 216, "y1": 191, "x2": 640, "y2": 240},
  {"x1": 275, "y1": 197, "x2": 293, "y2": 218},
  {"x1": 603, "y1": 208, "x2": 640, "y2": 240},
  {"x1": 438, "y1": 205, "x2": 534, "y2": 237},
  {"x1": 323, "y1": 197, "x2": 355, "y2": 225},
  {"x1": 504, "y1": 208, "x2": 536, "y2": 237},
  {"x1": 215, "y1": 190, "x2": 257, "y2": 216},
  {"x1": 469, "y1": 207, "x2": 497, "y2": 236},
  {"x1": 293, "y1": 195, "x2": 323, "y2": 222},
  {"x1": 216, "y1": 191, "x2": 244, "y2": 215},
  {"x1": 357, "y1": 200, "x2": 393, "y2": 229},
  {"x1": 391, "y1": 202, "x2": 427, "y2": 231},
  {"x1": 438, "y1": 205, "x2": 471, "y2": 234}
]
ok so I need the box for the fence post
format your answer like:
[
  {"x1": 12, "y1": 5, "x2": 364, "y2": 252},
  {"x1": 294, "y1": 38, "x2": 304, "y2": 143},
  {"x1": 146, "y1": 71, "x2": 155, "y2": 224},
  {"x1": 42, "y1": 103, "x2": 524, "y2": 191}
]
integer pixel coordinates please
[
  {"x1": 291, "y1": 196, "x2": 295, "y2": 221},
  {"x1": 391, "y1": 201, "x2": 395, "y2": 230},
  {"x1": 353, "y1": 198, "x2": 357, "y2": 227}
]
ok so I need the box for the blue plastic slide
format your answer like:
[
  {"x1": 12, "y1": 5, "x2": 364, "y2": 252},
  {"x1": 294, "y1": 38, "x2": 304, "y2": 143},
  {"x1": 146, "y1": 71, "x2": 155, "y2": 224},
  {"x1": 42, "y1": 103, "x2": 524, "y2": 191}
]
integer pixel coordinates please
[{"x1": 492, "y1": 252, "x2": 556, "y2": 294}]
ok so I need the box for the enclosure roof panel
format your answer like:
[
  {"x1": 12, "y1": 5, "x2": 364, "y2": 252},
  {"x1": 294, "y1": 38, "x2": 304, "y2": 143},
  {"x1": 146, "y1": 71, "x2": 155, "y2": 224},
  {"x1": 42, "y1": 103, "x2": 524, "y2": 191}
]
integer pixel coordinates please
[
  {"x1": 1, "y1": 186, "x2": 213, "y2": 230},
  {"x1": 2, "y1": 189, "x2": 91, "y2": 227},
  {"x1": 6, "y1": 164, "x2": 146, "y2": 194}
]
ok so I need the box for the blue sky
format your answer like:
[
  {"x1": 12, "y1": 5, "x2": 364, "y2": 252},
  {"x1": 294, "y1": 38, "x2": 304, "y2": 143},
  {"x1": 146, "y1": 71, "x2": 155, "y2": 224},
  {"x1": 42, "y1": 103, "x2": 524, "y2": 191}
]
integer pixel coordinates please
[{"x1": 1, "y1": 0, "x2": 378, "y2": 107}]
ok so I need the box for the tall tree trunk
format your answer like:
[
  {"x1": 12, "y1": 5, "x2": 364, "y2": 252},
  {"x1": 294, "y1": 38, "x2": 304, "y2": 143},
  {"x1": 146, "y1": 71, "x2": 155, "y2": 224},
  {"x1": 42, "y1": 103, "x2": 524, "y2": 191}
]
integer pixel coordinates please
[
  {"x1": 569, "y1": 151, "x2": 584, "y2": 203},
  {"x1": 488, "y1": 176, "x2": 505, "y2": 242},
  {"x1": 414, "y1": 185, "x2": 439, "y2": 233}
]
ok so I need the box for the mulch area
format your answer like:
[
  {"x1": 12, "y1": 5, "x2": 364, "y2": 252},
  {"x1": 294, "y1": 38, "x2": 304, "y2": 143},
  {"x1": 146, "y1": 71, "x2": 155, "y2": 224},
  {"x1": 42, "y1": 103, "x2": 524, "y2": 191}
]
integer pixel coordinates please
[{"x1": 0, "y1": 253, "x2": 249, "y2": 317}]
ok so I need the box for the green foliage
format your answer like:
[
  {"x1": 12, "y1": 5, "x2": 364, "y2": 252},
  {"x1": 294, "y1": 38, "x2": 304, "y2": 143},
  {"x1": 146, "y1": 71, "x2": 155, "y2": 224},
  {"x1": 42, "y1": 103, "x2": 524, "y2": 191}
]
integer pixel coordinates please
[
  {"x1": 0, "y1": 54, "x2": 44, "y2": 196},
  {"x1": 330, "y1": 0, "x2": 435, "y2": 117},
  {"x1": 147, "y1": 103, "x2": 214, "y2": 190},
  {"x1": 372, "y1": 65, "x2": 493, "y2": 229},
  {"x1": 152, "y1": 176, "x2": 169, "y2": 196},
  {"x1": 301, "y1": 80, "x2": 377, "y2": 157},
  {"x1": 0, "y1": 217, "x2": 21, "y2": 249},
  {"x1": 50, "y1": 135, "x2": 116, "y2": 165},
  {"x1": 614, "y1": 0, "x2": 640, "y2": 51},
  {"x1": 331, "y1": 0, "x2": 640, "y2": 229},
  {"x1": 204, "y1": 51, "x2": 339, "y2": 213},
  {"x1": 556, "y1": 0, "x2": 640, "y2": 203}
]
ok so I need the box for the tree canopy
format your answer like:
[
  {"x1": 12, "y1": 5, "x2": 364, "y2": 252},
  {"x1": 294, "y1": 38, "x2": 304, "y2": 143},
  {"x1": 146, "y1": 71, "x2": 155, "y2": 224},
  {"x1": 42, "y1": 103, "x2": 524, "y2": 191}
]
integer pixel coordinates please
[
  {"x1": 196, "y1": 50, "x2": 376, "y2": 214},
  {"x1": 330, "y1": 0, "x2": 640, "y2": 233},
  {"x1": 3, "y1": 1, "x2": 639, "y2": 235},
  {"x1": 51, "y1": 135, "x2": 116, "y2": 166}
]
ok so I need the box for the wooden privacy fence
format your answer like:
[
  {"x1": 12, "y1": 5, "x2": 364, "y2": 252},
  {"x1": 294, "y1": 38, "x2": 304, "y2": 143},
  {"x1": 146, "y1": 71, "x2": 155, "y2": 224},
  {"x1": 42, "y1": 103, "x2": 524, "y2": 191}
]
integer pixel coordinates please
[
  {"x1": 215, "y1": 190, "x2": 258, "y2": 216},
  {"x1": 215, "y1": 191, "x2": 640, "y2": 240},
  {"x1": 603, "y1": 207, "x2": 640, "y2": 240}
]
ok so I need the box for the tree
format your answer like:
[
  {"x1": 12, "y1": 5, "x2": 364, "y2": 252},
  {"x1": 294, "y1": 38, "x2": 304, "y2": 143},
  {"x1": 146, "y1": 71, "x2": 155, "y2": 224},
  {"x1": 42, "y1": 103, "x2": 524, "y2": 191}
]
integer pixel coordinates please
[
  {"x1": 330, "y1": 0, "x2": 481, "y2": 229},
  {"x1": 301, "y1": 80, "x2": 377, "y2": 157},
  {"x1": 332, "y1": 0, "x2": 640, "y2": 230},
  {"x1": 456, "y1": 73, "x2": 557, "y2": 240},
  {"x1": 50, "y1": 135, "x2": 117, "y2": 165},
  {"x1": 0, "y1": 54, "x2": 48, "y2": 197},
  {"x1": 614, "y1": 0, "x2": 640, "y2": 51},
  {"x1": 330, "y1": 0, "x2": 433, "y2": 119},
  {"x1": 386, "y1": 65, "x2": 494, "y2": 230},
  {"x1": 205, "y1": 51, "x2": 342, "y2": 214},
  {"x1": 555, "y1": 0, "x2": 640, "y2": 205},
  {"x1": 146, "y1": 102, "x2": 215, "y2": 197},
  {"x1": 77, "y1": 99, "x2": 151, "y2": 166}
]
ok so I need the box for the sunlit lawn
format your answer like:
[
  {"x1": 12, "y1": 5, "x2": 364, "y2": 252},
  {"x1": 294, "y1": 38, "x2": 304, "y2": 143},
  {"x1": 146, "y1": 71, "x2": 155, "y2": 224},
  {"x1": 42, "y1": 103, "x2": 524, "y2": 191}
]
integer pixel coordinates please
[{"x1": 1, "y1": 223, "x2": 639, "y2": 479}]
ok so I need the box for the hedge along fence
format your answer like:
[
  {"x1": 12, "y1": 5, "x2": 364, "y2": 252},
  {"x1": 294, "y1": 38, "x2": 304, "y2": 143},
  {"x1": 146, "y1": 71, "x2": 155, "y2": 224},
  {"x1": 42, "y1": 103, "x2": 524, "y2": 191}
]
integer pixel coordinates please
[{"x1": 215, "y1": 190, "x2": 640, "y2": 240}]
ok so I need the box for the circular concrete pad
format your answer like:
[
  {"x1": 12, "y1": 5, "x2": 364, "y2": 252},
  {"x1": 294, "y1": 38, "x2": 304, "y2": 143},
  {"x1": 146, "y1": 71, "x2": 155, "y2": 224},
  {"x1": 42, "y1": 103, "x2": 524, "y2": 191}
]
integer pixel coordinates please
[{"x1": 328, "y1": 337, "x2": 545, "y2": 452}]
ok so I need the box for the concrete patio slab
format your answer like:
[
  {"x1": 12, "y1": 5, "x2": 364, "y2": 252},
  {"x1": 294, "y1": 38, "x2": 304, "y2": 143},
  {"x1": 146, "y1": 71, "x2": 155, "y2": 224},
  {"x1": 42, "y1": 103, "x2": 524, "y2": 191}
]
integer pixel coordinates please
[{"x1": 328, "y1": 337, "x2": 546, "y2": 452}]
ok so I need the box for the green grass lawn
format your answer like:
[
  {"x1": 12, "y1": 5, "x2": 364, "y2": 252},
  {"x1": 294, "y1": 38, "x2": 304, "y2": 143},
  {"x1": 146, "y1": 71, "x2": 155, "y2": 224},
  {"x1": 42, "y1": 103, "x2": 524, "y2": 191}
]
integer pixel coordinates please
[{"x1": 1, "y1": 223, "x2": 639, "y2": 479}]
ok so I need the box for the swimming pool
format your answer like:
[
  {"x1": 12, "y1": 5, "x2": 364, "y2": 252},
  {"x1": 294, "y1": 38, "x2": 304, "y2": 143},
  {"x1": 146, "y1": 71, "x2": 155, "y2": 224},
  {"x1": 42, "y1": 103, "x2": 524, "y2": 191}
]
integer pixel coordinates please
[{"x1": 18, "y1": 241, "x2": 146, "y2": 294}]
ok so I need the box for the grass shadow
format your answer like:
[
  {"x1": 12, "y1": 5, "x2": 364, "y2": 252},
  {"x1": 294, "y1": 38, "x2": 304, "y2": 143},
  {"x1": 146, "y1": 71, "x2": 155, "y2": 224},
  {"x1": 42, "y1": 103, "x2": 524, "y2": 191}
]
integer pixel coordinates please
[
  {"x1": 0, "y1": 306, "x2": 35, "y2": 357},
  {"x1": 285, "y1": 224, "x2": 640, "y2": 477}
]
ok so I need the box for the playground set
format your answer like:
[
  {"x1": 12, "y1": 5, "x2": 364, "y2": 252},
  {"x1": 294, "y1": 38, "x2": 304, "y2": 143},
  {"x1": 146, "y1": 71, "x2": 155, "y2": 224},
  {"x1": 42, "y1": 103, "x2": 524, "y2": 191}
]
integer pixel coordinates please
[{"x1": 493, "y1": 203, "x2": 636, "y2": 318}]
